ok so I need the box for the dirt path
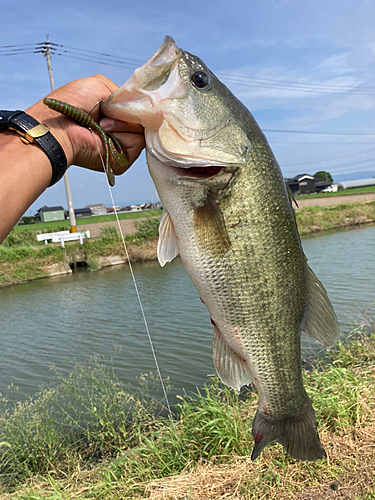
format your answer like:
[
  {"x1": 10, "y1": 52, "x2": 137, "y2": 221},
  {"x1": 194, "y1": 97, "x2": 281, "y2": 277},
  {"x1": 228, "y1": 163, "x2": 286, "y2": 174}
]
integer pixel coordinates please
[
  {"x1": 78, "y1": 217, "x2": 150, "y2": 238},
  {"x1": 296, "y1": 192, "x2": 375, "y2": 208}
]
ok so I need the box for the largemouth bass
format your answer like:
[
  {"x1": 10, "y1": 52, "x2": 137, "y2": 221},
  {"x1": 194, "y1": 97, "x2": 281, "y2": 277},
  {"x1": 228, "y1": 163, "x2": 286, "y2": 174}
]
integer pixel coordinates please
[{"x1": 102, "y1": 36, "x2": 340, "y2": 461}]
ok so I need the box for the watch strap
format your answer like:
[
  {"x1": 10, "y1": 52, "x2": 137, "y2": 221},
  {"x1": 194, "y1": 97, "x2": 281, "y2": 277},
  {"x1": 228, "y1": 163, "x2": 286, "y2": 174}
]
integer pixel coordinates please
[{"x1": 0, "y1": 110, "x2": 67, "y2": 186}]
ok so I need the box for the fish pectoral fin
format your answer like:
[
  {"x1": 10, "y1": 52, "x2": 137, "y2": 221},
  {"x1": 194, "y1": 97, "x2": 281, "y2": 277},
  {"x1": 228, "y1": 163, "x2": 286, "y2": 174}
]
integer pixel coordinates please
[
  {"x1": 286, "y1": 182, "x2": 299, "y2": 209},
  {"x1": 212, "y1": 325, "x2": 253, "y2": 393},
  {"x1": 157, "y1": 210, "x2": 179, "y2": 267},
  {"x1": 193, "y1": 194, "x2": 231, "y2": 256},
  {"x1": 303, "y1": 265, "x2": 340, "y2": 349}
]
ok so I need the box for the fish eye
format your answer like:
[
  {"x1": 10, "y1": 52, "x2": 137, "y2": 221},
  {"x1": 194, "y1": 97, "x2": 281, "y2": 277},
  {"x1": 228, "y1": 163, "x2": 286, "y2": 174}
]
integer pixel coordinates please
[{"x1": 191, "y1": 71, "x2": 210, "y2": 89}]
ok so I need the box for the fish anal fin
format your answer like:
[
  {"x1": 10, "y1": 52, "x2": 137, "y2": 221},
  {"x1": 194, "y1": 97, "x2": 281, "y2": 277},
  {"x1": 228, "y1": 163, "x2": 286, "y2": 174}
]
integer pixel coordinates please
[
  {"x1": 303, "y1": 265, "x2": 340, "y2": 349},
  {"x1": 157, "y1": 210, "x2": 179, "y2": 267},
  {"x1": 251, "y1": 402, "x2": 326, "y2": 462},
  {"x1": 212, "y1": 325, "x2": 253, "y2": 393},
  {"x1": 193, "y1": 194, "x2": 231, "y2": 257}
]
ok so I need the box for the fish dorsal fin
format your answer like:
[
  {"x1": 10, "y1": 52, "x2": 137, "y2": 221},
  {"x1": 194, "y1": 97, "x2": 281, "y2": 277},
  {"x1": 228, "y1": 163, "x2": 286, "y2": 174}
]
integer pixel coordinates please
[
  {"x1": 157, "y1": 210, "x2": 179, "y2": 267},
  {"x1": 212, "y1": 325, "x2": 253, "y2": 393},
  {"x1": 286, "y1": 182, "x2": 299, "y2": 209},
  {"x1": 303, "y1": 265, "x2": 340, "y2": 349}
]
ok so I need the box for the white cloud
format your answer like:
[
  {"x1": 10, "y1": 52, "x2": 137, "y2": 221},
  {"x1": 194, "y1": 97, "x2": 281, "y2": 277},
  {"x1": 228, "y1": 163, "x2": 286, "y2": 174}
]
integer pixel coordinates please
[{"x1": 317, "y1": 53, "x2": 354, "y2": 75}]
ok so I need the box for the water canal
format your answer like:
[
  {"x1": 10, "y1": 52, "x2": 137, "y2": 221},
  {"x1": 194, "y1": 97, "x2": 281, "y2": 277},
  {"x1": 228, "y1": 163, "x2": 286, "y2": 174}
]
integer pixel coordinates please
[{"x1": 0, "y1": 224, "x2": 374, "y2": 404}]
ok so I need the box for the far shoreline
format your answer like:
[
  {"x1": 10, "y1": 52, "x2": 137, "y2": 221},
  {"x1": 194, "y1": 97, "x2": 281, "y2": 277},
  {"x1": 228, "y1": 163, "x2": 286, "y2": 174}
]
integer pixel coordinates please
[{"x1": 1, "y1": 198, "x2": 374, "y2": 289}]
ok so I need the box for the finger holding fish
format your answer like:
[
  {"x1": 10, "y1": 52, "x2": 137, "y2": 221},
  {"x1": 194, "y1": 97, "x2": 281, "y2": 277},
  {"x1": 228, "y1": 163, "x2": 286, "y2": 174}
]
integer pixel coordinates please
[{"x1": 98, "y1": 118, "x2": 145, "y2": 175}]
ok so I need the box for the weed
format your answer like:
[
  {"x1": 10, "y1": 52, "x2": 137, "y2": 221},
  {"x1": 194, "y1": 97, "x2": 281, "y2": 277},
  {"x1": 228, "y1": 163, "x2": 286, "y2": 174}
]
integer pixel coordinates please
[
  {"x1": 134, "y1": 217, "x2": 160, "y2": 241},
  {"x1": 0, "y1": 358, "x2": 158, "y2": 488},
  {"x1": 99, "y1": 225, "x2": 120, "y2": 242},
  {"x1": 1, "y1": 230, "x2": 37, "y2": 248}
]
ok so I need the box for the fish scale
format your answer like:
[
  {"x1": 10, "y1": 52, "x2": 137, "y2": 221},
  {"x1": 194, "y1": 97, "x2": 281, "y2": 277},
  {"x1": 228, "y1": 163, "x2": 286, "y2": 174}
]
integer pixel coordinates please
[{"x1": 102, "y1": 35, "x2": 339, "y2": 462}]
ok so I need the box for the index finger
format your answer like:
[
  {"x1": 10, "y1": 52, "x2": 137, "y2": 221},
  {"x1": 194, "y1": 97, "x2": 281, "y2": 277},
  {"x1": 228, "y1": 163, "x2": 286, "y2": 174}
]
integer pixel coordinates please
[{"x1": 100, "y1": 118, "x2": 145, "y2": 135}]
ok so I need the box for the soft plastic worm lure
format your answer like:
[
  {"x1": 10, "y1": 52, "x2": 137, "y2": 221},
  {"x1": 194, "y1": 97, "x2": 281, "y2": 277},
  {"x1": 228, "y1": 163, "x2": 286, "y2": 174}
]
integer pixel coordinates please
[{"x1": 43, "y1": 98, "x2": 129, "y2": 186}]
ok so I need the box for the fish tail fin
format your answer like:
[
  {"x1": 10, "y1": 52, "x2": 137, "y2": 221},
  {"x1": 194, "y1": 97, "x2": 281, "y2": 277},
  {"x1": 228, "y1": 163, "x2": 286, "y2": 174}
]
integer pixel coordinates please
[{"x1": 251, "y1": 403, "x2": 326, "y2": 462}]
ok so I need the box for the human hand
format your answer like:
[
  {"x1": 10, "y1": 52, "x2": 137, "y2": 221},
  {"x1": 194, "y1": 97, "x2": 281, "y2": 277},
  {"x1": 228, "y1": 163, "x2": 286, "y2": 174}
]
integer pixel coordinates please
[{"x1": 26, "y1": 75, "x2": 145, "y2": 176}]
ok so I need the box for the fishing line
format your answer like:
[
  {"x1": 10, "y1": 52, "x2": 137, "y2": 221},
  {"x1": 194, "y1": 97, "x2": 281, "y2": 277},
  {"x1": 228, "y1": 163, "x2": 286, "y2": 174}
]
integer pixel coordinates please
[{"x1": 93, "y1": 138, "x2": 174, "y2": 422}]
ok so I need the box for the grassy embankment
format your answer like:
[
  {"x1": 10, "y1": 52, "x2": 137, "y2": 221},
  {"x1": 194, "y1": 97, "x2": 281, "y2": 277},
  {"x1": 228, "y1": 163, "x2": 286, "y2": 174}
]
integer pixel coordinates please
[
  {"x1": 0, "y1": 318, "x2": 374, "y2": 499},
  {"x1": 294, "y1": 200, "x2": 375, "y2": 235},
  {"x1": 1, "y1": 200, "x2": 375, "y2": 287},
  {"x1": 0, "y1": 215, "x2": 161, "y2": 288}
]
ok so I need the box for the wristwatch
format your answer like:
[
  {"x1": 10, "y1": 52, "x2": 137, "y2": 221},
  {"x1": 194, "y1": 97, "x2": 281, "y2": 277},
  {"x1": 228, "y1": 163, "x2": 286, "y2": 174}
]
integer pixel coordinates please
[{"x1": 0, "y1": 110, "x2": 67, "y2": 186}]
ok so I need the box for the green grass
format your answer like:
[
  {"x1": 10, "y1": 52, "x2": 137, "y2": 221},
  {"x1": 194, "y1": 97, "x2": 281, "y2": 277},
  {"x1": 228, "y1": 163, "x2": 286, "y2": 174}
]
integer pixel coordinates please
[
  {"x1": 0, "y1": 322, "x2": 374, "y2": 499},
  {"x1": 296, "y1": 185, "x2": 375, "y2": 200},
  {"x1": 13, "y1": 210, "x2": 162, "y2": 233}
]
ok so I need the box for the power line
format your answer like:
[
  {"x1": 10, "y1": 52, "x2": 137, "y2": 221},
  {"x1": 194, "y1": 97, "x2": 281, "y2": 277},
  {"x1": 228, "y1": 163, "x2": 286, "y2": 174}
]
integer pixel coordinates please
[
  {"x1": 48, "y1": 42, "x2": 145, "y2": 65},
  {"x1": 320, "y1": 157, "x2": 375, "y2": 171},
  {"x1": 271, "y1": 141, "x2": 375, "y2": 145},
  {"x1": 221, "y1": 77, "x2": 375, "y2": 96},
  {"x1": 282, "y1": 157, "x2": 375, "y2": 177},
  {"x1": 218, "y1": 72, "x2": 375, "y2": 94},
  {"x1": 264, "y1": 129, "x2": 375, "y2": 136},
  {"x1": 220, "y1": 76, "x2": 375, "y2": 95},
  {"x1": 282, "y1": 147, "x2": 375, "y2": 167},
  {"x1": 55, "y1": 51, "x2": 138, "y2": 70},
  {"x1": 0, "y1": 42, "x2": 38, "y2": 48},
  {"x1": 4, "y1": 39, "x2": 375, "y2": 98},
  {"x1": 36, "y1": 43, "x2": 142, "y2": 69},
  {"x1": 0, "y1": 50, "x2": 42, "y2": 56},
  {"x1": 3, "y1": 39, "x2": 375, "y2": 139},
  {"x1": 40, "y1": 42, "x2": 375, "y2": 96}
]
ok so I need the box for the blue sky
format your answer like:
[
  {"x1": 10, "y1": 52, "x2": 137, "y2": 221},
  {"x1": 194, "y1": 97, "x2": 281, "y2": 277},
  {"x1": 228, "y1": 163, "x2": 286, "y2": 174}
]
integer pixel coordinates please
[{"x1": 2, "y1": 0, "x2": 375, "y2": 214}]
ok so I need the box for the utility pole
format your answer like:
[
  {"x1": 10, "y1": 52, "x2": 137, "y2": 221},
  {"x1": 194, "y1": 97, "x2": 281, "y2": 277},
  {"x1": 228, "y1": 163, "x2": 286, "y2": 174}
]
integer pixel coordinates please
[{"x1": 43, "y1": 35, "x2": 77, "y2": 233}]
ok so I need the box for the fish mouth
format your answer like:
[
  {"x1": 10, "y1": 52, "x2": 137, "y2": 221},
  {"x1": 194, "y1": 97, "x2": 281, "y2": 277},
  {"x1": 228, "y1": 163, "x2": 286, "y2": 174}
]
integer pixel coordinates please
[
  {"x1": 172, "y1": 165, "x2": 224, "y2": 178},
  {"x1": 101, "y1": 36, "x2": 184, "y2": 121}
]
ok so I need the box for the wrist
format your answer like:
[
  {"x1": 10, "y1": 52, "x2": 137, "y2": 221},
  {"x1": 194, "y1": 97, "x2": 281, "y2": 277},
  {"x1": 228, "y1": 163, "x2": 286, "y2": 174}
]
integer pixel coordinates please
[{"x1": 25, "y1": 99, "x2": 75, "y2": 166}]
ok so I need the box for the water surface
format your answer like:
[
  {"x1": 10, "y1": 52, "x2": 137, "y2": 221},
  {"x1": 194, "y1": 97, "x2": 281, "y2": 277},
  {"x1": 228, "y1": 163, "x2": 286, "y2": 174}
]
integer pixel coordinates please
[{"x1": 0, "y1": 224, "x2": 374, "y2": 403}]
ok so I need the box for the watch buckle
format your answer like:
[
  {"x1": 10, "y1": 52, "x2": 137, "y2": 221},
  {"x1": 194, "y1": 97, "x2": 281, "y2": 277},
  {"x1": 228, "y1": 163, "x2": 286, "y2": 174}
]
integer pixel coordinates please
[{"x1": 10, "y1": 123, "x2": 50, "y2": 144}]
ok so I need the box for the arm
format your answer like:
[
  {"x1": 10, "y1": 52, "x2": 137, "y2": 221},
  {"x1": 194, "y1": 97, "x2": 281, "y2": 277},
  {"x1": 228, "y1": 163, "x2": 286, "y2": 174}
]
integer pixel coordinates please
[{"x1": 0, "y1": 74, "x2": 145, "y2": 243}]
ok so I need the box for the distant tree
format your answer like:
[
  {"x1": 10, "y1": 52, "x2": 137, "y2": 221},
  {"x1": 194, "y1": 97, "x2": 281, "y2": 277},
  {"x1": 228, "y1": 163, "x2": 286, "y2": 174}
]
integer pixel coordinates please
[
  {"x1": 18, "y1": 216, "x2": 36, "y2": 225},
  {"x1": 314, "y1": 171, "x2": 333, "y2": 183}
]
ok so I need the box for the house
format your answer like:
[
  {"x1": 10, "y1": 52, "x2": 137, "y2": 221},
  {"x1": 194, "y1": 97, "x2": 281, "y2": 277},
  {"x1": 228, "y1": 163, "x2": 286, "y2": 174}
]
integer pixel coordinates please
[
  {"x1": 74, "y1": 208, "x2": 92, "y2": 218},
  {"x1": 64, "y1": 208, "x2": 92, "y2": 219},
  {"x1": 286, "y1": 174, "x2": 316, "y2": 195},
  {"x1": 85, "y1": 203, "x2": 107, "y2": 216},
  {"x1": 36, "y1": 206, "x2": 65, "y2": 223}
]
